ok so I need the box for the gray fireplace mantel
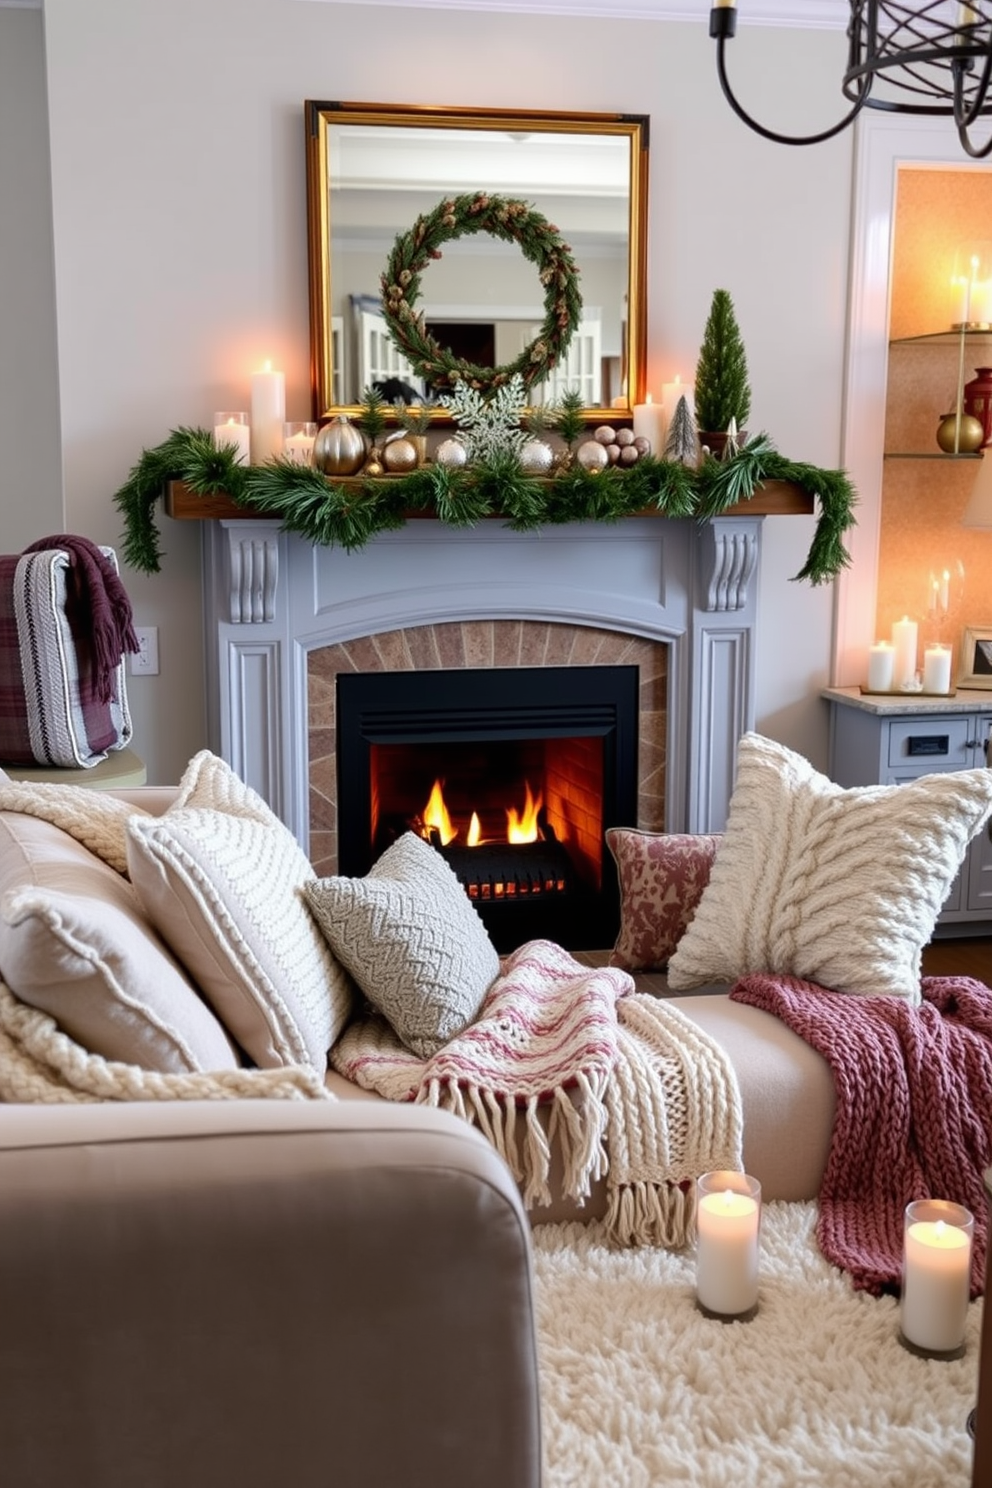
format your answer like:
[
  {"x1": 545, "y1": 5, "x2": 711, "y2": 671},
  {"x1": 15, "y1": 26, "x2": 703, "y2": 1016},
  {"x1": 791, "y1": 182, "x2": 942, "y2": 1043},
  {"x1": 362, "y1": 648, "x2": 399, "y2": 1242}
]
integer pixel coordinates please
[{"x1": 200, "y1": 513, "x2": 766, "y2": 850}]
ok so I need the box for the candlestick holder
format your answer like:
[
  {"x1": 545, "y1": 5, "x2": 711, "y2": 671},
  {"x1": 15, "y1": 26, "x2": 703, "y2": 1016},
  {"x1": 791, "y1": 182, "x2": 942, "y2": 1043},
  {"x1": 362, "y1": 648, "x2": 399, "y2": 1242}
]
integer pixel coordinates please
[
  {"x1": 695, "y1": 1170, "x2": 761, "y2": 1322},
  {"x1": 899, "y1": 1198, "x2": 973, "y2": 1360}
]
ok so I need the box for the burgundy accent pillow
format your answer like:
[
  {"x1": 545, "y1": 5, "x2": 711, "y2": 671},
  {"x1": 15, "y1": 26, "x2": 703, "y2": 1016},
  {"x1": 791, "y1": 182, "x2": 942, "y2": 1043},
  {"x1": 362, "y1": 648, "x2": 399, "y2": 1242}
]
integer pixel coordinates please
[{"x1": 605, "y1": 829, "x2": 722, "y2": 972}]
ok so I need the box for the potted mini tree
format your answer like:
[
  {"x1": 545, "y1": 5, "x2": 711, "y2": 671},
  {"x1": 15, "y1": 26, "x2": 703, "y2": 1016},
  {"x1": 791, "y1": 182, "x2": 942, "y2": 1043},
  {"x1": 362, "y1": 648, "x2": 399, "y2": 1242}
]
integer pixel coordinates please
[{"x1": 693, "y1": 288, "x2": 752, "y2": 459}]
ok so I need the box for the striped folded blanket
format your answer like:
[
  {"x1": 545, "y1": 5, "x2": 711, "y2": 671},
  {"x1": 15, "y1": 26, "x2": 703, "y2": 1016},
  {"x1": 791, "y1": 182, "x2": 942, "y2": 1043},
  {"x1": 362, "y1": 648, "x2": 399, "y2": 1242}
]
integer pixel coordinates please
[
  {"x1": 333, "y1": 938, "x2": 743, "y2": 1247},
  {"x1": 0, "y1": 538, "x2": 136, "y2": 767}
]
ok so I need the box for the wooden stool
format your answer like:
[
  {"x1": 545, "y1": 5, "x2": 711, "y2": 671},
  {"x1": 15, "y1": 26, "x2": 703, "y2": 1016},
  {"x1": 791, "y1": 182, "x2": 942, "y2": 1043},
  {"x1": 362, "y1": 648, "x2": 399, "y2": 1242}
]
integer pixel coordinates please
[{"x1": 0, "y1": 747, "x2": 147, "y2": 790}]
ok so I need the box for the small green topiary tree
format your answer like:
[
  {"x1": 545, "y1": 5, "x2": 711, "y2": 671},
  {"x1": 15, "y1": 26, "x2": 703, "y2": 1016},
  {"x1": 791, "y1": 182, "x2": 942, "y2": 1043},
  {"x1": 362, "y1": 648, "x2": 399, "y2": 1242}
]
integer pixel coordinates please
[{"x1": 693, "y1": 289, "x2": 752, "y2": 434}]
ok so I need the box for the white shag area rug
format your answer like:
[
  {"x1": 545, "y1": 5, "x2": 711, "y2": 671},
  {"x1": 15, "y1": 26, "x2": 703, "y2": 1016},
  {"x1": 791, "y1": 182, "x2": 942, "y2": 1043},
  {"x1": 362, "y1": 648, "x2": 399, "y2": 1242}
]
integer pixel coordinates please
[{"x1": 532, "y1": 1201, "x2": 981, "y2": 1488}]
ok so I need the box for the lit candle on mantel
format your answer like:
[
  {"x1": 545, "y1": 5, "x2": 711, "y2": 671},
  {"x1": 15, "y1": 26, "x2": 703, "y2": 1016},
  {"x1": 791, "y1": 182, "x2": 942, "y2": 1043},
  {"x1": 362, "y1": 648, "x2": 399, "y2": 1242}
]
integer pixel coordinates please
[
  {"x1": 696, "y1": 1172, "x2": 761, "y2": 1317},
  {"x1": 250, "y1": 359, "x2": 286, "y2": 465},
  {"x1": 632, "y1": 394, "x2": 666, "y2": 457},
  {"x1": 213, "y1": 413, "x2": 250, "y2": 464},
  {"x1": 901, "y1": 1206, "x2": 973, "y2": 1355}
]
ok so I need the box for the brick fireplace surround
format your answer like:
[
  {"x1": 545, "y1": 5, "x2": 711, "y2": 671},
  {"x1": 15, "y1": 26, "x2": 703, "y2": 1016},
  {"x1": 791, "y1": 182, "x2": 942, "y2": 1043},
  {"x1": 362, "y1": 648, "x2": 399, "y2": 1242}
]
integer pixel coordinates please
[{"x1": 200, "y1": 511, "x2": 768, "y2": 865}]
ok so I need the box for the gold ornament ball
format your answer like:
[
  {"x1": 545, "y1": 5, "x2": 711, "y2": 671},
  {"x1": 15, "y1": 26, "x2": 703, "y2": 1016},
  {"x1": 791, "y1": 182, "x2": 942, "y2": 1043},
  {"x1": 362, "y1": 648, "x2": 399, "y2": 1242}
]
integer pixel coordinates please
[
  {"x1": 577, "y1": 439, "x2": 609, "y2": 472},
  {"x1": 383, "y1": 436, "x2": 418, "y2": 472},
  {"x1": 936, "y1": 412, "x2": 984, "y2": 454},
  {"x1": 436, "y1": 438, "x2": 468, "y2": 469},
  {"x1": 520, "y1": 438, "x2": 554, "y2": 475}
]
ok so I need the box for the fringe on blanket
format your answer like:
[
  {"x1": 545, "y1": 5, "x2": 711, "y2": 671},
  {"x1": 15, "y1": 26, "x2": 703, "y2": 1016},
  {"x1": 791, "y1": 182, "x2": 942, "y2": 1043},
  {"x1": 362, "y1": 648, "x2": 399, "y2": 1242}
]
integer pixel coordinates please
[
  {"x1": 418, "y1": 1067, "x2": 610, "y2": 1209},
  {"x1": 0, "y1": 984, "x2": 331, "y2": 1104}
]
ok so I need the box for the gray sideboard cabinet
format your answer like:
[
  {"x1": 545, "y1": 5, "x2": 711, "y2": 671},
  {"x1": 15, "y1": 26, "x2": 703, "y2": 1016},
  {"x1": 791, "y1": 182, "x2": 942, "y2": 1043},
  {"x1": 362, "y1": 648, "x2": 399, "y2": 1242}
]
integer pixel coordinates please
[{"x1": 823, "y1": 687, "x2": 992, "y2": 930}]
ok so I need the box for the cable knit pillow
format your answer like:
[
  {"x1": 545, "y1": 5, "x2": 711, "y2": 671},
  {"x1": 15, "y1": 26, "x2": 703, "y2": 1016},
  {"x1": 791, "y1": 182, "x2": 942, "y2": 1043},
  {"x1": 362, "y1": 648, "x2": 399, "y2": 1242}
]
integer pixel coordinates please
[
  {"x1": 126, "y1": 752, "x2": 354, "y2": 1071},
  {"x1": 667, "y1": 732, "x2": 992, "y2": 1003},
  {"x1": 606, "y1": 828, "x2": 722, "y2": 972},
  {"x1": 304, "y1": 832, "x2": 500, "y2": 1059}
]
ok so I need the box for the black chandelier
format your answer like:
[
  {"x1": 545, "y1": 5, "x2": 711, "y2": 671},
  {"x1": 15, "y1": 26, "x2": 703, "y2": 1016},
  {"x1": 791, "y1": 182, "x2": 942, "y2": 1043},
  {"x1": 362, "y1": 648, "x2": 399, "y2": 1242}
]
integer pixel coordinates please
[{"x1": 710, "y1": 1, "x2": 992, "y2": 156}]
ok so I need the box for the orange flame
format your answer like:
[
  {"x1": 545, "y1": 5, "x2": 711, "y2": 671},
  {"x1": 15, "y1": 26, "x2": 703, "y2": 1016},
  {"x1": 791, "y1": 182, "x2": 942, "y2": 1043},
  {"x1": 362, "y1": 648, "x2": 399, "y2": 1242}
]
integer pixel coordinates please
[
  {"x1": 423, "y1": 778, "x2": 456, "y2": 846},
  {"x1": 467, "y1": 811, "x2": 482, "y2": 847},
  {"x1": 506, "y1": 782, "x2": 543, "y2": 844}
]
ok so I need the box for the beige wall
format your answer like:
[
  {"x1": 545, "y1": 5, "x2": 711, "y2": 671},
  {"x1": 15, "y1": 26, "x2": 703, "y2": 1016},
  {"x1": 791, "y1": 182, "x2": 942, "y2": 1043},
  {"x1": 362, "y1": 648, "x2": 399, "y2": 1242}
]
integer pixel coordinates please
[
  {"x1": 26, "y1": 0, "x2": 853, "y2": 784},
  {"x1": 0, "y1": 5, "x2": 62, "y2": 550}
]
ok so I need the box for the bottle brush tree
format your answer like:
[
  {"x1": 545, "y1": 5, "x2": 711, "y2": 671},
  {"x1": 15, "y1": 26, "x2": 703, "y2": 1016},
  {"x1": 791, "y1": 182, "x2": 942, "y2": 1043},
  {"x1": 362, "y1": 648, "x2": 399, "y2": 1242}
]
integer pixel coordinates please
[{"x1": 693, "y1": 289, "x2": 752, "y2": 434}]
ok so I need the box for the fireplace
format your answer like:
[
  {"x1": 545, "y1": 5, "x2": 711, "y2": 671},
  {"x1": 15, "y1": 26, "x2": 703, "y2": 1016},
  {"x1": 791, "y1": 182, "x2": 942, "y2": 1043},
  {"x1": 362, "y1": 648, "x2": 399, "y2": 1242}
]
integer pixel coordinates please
[
  {"x1": 200, "y1": 513, "x2": 766, "y2": 910},
  {"x1": 336, "y1": 664, "x2": 639, "y2": 950}
]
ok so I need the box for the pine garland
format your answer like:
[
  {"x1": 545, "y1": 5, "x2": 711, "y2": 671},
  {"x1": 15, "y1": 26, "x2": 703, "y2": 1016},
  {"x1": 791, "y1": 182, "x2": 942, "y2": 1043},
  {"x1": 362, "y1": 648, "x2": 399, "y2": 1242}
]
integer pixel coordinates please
[
  {"x1": 111, "y1": 426, "x2": 857, "y2": 586},
  {"x1": 381, "y1": 192, "x2": 582, "y2": 395}
]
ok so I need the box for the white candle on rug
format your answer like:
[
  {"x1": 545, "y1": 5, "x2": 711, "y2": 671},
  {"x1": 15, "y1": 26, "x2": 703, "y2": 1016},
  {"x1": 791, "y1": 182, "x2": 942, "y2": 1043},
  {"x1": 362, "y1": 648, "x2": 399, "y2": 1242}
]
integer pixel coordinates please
[
  {"x1": 696, "y1": 1171, "x2": 761, "y2": 1317},
  {"x1": 251, "y1": 359, "x2": 286, "y2": 464},
  {"x1": 901, "y1": 1201, "x2": 973, "y2": 1355}
]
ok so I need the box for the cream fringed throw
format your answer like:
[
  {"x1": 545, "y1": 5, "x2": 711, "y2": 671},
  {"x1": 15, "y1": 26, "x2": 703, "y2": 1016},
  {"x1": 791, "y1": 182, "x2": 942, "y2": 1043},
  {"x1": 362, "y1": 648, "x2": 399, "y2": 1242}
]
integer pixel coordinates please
[
  {"x1": 0, "y1": 782, "x2": 330, "y2": 1104},
  {"x1": 332, "y1": 938, "x2": 742, "y2": 1247}
]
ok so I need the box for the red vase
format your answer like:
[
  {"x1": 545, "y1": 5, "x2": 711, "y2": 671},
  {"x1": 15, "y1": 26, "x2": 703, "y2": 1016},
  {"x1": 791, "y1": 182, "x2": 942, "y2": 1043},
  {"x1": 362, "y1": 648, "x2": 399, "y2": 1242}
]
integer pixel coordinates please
[{"x1": 963, "y1": 367, "x2": 992, "y2": 448}]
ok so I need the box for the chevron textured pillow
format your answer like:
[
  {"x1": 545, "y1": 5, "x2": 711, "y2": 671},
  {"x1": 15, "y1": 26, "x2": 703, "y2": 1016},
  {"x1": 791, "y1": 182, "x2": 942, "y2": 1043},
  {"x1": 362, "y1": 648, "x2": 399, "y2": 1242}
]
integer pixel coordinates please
[
  {"x1": 305, "y1": 832, "x2": 500, "y2": 1059},
  {"x1": 667, "y1": 732, "x2": 992, "y2": 1004}
]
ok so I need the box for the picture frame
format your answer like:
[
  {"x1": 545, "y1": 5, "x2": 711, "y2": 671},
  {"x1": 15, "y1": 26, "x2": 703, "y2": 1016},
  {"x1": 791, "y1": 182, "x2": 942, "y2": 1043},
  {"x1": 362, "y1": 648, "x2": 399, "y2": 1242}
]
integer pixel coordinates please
[{"x1": 958, "y1": 626, "x2": 992, "y2": 689}]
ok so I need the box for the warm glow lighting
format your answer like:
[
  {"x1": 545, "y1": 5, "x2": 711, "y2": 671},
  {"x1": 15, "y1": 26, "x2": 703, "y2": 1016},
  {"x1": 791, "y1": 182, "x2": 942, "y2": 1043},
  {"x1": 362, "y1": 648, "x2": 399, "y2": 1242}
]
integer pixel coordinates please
[
  {"x1": 467, "y1": 812, "x2": 482, "y2": 847},
  {"x1": 506, "y1": 783, "x2": 543, "y2": 844},
  {"x1": 962, "y1": 453, "x2": 992, "y2": 528},
  {"x1": 423, "y1": 779, "x2": 456, "y2": 846}
]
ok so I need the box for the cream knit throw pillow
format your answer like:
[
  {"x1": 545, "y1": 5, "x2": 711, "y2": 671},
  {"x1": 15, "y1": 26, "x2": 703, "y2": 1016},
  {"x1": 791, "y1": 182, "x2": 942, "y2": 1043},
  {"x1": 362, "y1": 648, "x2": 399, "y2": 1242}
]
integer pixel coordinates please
[{"x1": 667, "y1": 732, "x2": 992, "y2": 1004}]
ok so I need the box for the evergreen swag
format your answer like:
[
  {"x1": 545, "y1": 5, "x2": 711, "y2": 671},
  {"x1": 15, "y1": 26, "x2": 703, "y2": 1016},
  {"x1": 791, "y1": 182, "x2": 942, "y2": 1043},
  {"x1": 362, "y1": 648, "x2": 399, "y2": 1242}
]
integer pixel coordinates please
[{"x1": 112, "y1": 427, "x2": 857, "y2": 587}]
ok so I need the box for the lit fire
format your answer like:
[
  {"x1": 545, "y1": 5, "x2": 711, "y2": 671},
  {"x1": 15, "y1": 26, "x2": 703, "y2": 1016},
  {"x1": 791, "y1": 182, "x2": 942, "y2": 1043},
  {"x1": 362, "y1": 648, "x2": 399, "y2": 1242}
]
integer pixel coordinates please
[{"x1": 420, "y1": 779, "x2": 544, "y2": 846}]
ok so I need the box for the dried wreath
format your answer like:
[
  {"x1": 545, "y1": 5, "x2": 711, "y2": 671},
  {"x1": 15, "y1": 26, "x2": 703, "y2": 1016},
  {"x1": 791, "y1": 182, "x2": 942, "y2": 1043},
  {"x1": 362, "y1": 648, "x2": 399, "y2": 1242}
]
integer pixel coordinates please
[{"x1": 380, "y1": 192, "x2": 583, "y2": 396}]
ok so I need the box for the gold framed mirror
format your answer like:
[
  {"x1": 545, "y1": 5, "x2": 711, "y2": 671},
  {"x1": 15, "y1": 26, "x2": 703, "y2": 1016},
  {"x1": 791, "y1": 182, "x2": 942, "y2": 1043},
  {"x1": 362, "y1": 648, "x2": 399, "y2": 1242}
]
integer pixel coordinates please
[{"x1": 305, "y1": 101, "x2": 649, "y2": 424}]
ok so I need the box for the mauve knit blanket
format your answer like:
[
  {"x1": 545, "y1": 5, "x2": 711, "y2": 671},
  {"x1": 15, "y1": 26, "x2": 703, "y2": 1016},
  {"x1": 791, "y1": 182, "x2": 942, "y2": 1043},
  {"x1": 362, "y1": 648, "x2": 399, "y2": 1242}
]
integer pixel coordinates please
[{"x1": 730, "y1": 973, "x2": 992, "y2": 1298}]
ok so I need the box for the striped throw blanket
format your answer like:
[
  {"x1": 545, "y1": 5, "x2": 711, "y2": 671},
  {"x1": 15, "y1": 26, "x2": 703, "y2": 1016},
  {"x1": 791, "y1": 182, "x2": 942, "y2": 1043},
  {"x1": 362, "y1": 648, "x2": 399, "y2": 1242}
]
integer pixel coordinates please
[
  {"x1": 731, "y1": 972, "x2": 992, "y2": 1296},
  {"x1": 0, "y1": 538, "x2": 137, "y2": 767},
  {"x1": 333, "y1": 938, "x2": 743, "y2": 1247}
]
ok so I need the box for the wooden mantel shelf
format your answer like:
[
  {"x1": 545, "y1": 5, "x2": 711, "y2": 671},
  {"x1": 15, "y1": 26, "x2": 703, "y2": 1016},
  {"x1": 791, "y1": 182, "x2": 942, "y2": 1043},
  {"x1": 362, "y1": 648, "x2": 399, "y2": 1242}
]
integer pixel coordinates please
[{"x1": 164, "y1": 478, "x2": 814, "y2": 523}]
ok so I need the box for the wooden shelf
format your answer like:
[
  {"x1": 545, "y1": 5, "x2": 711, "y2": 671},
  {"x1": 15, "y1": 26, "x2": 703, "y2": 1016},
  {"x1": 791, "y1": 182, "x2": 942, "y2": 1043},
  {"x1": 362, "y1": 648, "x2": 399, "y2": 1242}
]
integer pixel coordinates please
[{"x1": 164, "y1": 478, "x2": 815, "y2": 523}]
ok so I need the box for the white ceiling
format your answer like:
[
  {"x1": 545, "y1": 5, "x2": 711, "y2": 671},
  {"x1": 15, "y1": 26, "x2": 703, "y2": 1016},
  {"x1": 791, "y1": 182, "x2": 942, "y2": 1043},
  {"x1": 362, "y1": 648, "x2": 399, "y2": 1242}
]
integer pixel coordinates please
[{"x1": 291, "y1": 0, "x2": 849, "y2": 23}]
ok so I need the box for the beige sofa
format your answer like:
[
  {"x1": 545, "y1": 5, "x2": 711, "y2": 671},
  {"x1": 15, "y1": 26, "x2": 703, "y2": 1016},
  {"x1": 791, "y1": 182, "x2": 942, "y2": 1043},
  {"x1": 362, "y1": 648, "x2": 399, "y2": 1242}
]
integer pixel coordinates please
[{"x1": 0, "y1": 776, "x2": 837, "y2": 1488}]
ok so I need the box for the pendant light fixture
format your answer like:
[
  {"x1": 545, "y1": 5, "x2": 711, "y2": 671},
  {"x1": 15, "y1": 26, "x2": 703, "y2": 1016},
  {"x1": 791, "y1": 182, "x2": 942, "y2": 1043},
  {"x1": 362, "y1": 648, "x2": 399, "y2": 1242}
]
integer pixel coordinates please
[{"x1": 710, "y1": 1, "x2": 992, "y2": 157}]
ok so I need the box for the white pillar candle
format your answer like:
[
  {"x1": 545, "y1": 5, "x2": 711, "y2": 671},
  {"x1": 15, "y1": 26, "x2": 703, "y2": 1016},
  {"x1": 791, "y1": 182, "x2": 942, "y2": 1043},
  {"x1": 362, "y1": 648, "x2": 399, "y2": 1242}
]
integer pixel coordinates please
[
  {"x1": 867, "y1": 641, "x2": 895, "y2": 693},
  {"x1": 251, "y1": 360, "x2": 286, "y2": 465},
  {"x1": 660, "y1": 376, "x2": 693, "y2": 451},
  {"x1": 923, "y1": 644, "x2": 952, "y2": 694},
  {"x1": 696, "y1": 1172, "x2": 761, "y2": 1317},
  {"x1": 891, "y1": 616, "x2": 919, "y2": 690},
  {"x1": 901, "y1": 1203, "x2": 973, "y2": 1355},
  {"x1": 632, "y1": 394, "x2": 666, "y2": 457},
  {"x1": 213, "y1": 412, "x2": 250, "y2": 464}
]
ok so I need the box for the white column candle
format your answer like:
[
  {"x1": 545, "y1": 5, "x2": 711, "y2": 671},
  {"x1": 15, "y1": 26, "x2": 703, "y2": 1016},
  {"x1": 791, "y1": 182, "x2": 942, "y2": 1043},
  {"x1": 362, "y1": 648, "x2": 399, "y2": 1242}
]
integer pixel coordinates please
[
  {"x1": 660, "y1": 376, "x2": 693, "y2": 451},
  {"x1": 901, "y1": 1204, "x2": 973, "y2": 1354},
  {"x1": 696, "y1": 1172, "x2": 761, "y2": 1317},
  {"x1": 891, "y1": 616, "x2": 919, "y2": 689},
  {"x1": 867, "y1": 641, "x2": 895, "y2": 693},
  {"x1": 283, "y1": 421, "x2": 316, "y2": 466},
  {"x1": 923, "y1": 644, "x2": 952, "y2": 694},
  {"x1": 632, "y1": 394, "x2": 666, "y2": 457},
  {"x1": 251, "y1": 359, "x2": 286, "y2": 465},
  {"x1": 213, "y1": 412, "x2": 250, "y2": 464}
]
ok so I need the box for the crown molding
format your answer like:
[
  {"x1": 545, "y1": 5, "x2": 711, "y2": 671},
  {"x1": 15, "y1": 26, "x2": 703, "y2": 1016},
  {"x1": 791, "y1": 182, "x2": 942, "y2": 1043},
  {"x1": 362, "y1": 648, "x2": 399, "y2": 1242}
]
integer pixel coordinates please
[{"x1": 293, "y1": 0, "x2": 849, "y2": 26}]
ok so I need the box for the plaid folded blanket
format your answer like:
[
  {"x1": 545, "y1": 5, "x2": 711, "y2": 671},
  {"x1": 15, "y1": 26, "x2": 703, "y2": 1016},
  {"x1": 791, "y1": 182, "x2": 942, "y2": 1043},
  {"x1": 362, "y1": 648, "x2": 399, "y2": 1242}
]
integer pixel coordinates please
[{"x1": 0, "y1": 538, "x2": 136, "y2": 767}]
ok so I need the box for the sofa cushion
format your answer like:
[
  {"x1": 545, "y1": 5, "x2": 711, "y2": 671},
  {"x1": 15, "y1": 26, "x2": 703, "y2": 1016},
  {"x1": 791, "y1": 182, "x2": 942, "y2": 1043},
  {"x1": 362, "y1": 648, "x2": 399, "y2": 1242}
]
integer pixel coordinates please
[
  {"x1": 667, "y1": 731, "x2": 992, "y2": 1003},
  {"x1": 305, "y1": 832, "x2": 500, "y2": 1059},
  {"x1": 606, "y1": 828, "x2": 722, "y2": 972},
  {"x1": 126, "y1": 752, "x2": 353, "y2": 1071},
  {"x1": 0, "y1": 812, "x2": 239, "y2": 1073}
]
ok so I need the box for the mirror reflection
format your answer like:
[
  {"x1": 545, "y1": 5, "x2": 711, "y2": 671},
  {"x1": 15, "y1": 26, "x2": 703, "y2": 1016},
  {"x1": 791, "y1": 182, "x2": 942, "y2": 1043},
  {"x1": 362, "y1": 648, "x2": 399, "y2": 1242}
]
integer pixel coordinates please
[{"x1": 306, "y1": 103, "x2": 649, "y2": 421}]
